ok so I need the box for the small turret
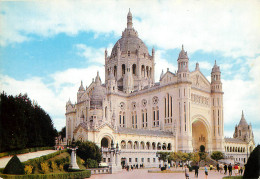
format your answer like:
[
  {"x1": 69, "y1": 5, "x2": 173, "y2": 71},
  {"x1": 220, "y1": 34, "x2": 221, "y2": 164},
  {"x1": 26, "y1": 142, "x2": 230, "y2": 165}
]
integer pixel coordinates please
[
  {"x1": 211, "y1": 60, "x2": 222, "y2": 92},
  {"x1": 95, "y1": 71, "x2": 101, "y2": 85},
  {"x1": 195, "y1": 62, "x2": 200, "y2": 71},
  {"x1": 78, "y1": 80, "x2": 85, "y2": 91},
  {"x1": 177, "y1": 45, "x2": 190, "y2": 82},
  {"x1": 105, "y1": 48, "x2": 108, "y2": 60},
  {"x1": 160, "y1": 69, "x2": 164, "y2": 80},
  {"x1": 77, "y1": 81, "x2": 85, "y2": 102},
  {"x1": 107, "y1": 67, "x2": 118, "y2": 93}
]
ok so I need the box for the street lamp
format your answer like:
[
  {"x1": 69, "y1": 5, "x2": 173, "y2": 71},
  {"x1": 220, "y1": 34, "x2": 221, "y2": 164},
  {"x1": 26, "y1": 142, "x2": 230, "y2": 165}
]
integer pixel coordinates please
[{"x1": 68, "y1": 137, "x2": 79, "y2": 169}]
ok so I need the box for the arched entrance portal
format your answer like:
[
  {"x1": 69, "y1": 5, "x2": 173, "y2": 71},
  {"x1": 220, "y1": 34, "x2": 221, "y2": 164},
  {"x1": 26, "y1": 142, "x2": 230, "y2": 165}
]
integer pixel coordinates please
[
  {"x1": 101, "y1": 137, "x2": 111, "y2": 148},
  {"x1": 192, "y1": 120, "x2": 209, "y2": 152}
]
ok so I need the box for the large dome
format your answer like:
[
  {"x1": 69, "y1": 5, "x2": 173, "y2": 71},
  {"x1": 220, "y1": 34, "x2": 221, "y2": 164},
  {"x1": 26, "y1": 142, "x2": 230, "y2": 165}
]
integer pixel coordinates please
[
  {"x1": 110, "y1": 9, "x2": 149, "y2": 57},
  {"x1": 111, "y1": 35, "x2": 149, "y2": 56}
]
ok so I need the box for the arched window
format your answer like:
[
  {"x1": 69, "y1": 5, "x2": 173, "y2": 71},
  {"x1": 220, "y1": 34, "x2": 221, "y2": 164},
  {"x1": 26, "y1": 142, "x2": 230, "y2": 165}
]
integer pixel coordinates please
[
  {"x1": 152, "y1": 142, "x2": 156, "y2": 150},
  {"x1": 157, "y1": 142, "x2": 161, "y2": 150},
  {"x1": 132, "y1": 64, "x2": 136, "y2": 75},
  {"x1": 122, "y1": 64, "x2": 125, "y2": 75},
  {"x1": 167, "y1": 143, "x2": 171, "y2": 150},
  {"x1": 162, "y1": 143, "x2": 167, "y2": 150},
  {"x1": 146, "y1": 142, "x2": 150, "y2": 150},
  {"x1": 127, "y1": 141, "x2": 133, "y2": 149},
  {"x1": 141, "y1": 65, "x2": 145, "y2": 77},
  {"x1": 140, "y1": 142, "x2": 145, "y2": 150},
  {"x1": 121, "y1": 140, "x2": 126, "y2": 149},
  {"x1": 114, "y1": 66, "x2": 117, "y2": 77},
  {"x1": 134, "y1": 141, "x2": 139, "y2": 149}
]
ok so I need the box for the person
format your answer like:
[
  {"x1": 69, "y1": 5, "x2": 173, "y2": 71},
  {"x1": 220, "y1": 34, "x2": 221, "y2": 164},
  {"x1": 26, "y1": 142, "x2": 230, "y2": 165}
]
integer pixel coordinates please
[
  {"x1": 194, "y1": 163, "x2": 199, "y2": 178},
  {"x1": 205, "y1": 164, "x2": 208, "y2": 179},
  {"x1": 210, "y1": 164, "x2": 213, "y2": 170},
  {"x1": 131, "y1": 165, "x2": 133, "y2": 171},
  {"x1": 239, "y1": 165, "x2": 244, "y2": 175},
  {"x1": 217, "y1": 162, "x2": 220, "y2": 172},
  {"x1": 234, "y1": 164, "x2": 238, "y2": 176},
  {"x1": 168, "y1": 163, "x2": 170, "y2": 169},
  {"x1": 219, "y1": 163, "x2": 223, "y2": 173},
  {"x1": 224, "y1": 164, "x2": 227, "y2": 175},
  {"x1": 228, "y1": 163, "x2": 232, "y2": 176},
  {"x1": 185, "y1": 165, "x2": 189, "y2": 179}
]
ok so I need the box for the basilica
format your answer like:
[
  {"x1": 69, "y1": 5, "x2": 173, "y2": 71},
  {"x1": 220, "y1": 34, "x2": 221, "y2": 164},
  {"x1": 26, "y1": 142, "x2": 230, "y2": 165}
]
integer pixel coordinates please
[{"x1": 65, "y1": 10, "x2": 255, "y2": 168}]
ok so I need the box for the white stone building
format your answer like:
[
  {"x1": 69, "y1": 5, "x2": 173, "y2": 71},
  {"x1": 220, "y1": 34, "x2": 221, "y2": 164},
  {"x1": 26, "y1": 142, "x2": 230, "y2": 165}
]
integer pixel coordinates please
[{"x1": 65, "y1": 10, "x2": 255, "y2": 167}]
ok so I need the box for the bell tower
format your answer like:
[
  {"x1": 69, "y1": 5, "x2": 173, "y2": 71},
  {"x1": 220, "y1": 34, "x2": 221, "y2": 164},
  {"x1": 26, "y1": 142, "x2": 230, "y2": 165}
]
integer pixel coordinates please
[
  {"x1": 177, "y1": 45, "x2": 192, "y2": 152},
  {"x1": 211, "y1": 60, "x2": 224, "y2": 152}
]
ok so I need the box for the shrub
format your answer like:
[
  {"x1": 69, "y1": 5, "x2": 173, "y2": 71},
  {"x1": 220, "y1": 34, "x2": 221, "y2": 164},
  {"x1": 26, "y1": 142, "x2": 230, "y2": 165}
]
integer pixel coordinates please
[
  {"x1": 86, "y1": 158, "x2": 98, "y2": 168},
  {"x1": 244, "y1": 145, "x2": 260, "y2": 179},
  {"x1": 3, "y1": 155, "x2": 25, "y2": 174},
  {"x1": 40, "y1": 162, "x2": 49, "y2": 174},
  {"x1": 161, "y1": 167, "x2": 166, "y2": 171},
  {"x1": 24, "y1": 165, "x2": 33, "y2": 174},
  {"x1": 59, "y1": 164, "x2": 64, "y2": 171},
  {"x1": 0, "y1": 170, "x2": 91, "y2": 178},
  {"x1": 50, "y1": 161, "x2": 57, "y2": 171}
]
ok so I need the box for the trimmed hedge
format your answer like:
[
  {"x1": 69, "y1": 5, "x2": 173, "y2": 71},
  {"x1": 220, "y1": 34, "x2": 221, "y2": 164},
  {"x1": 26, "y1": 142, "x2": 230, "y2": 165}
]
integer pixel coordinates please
[
  {"x1": 23, "y1": 150, "x2": 67, "y2": 166},
  {"x1": 0, "y1": 170, "x2": 91, "y2": 179},
  {"x1": 0, "y1": 147, "x2": 54, "y2": 158}
]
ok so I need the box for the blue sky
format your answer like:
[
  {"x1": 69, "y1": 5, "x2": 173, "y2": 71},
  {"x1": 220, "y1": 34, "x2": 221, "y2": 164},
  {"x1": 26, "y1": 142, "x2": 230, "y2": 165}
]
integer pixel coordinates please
[{"x1": 0, "y1": 0, "x2": 260, "y2": 145}]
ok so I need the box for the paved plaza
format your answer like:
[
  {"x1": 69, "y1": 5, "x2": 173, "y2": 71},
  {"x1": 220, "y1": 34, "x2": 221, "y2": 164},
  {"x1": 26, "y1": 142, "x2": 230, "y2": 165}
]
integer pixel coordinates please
[
  {"x1": 90, "y1": 168, "x2": 242, "y2": 179},
  {"x1": 0, "y1": 150, "x2": 56, "y2": 168}
]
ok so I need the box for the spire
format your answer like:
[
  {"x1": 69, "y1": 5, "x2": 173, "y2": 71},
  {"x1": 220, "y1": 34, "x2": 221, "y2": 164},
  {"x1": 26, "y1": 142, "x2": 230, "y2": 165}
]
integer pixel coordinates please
[
  {"x1": 238, "y1": 110, "x2": 248, "y2": 126},
  {"x1": 195, "y1": 62, "x2": 200, "y2": 71},
  {"x1": 95, "y1": 71, "x2": 101, "y2": 85},
  {"x1": 160, "y1": 69, "x2": 164, "y2": 80},
  {"x1": 127, "y1": 8, "x2": 133, "y2": 29},
  {"x1": 178, "y1": 44, "x2": 188, "y2": 59},
  {"x1": 212, "y1": 60, "x2": 220, "y2": 72},
  {"x1": 78, "y1": 80, "x2": 85, "y2": 91}
]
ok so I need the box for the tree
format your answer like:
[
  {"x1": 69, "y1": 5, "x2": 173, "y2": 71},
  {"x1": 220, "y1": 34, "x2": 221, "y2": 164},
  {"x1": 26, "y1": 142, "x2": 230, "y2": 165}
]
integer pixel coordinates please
[
  {"x1": 75, "y1": 141, "x2": 102, "y2": 163},
  {"x1": 0, "y1": 92, "x2": 57, "y2": 152},
  {"x1": 210, "y1": 151, "x2": 224, "y2": 161},
  {"x1": 199, "y1": 152, "x2": 207, "y2": 161},
  {"x1": 157, "y1": 152, "x2": 170, "y2": 162},
  {"x1": 168, "y1": 152, "x2": 178, "y2": 163},
  {"x1": 192, "y1": 152, "x2": 200, "y2": 163},
  {"x1": 59, "y1": 127, "x2": 66, "y2": 139},
  {"x1": 244, "y1": 145, "x2": 260, "y2": 179}
]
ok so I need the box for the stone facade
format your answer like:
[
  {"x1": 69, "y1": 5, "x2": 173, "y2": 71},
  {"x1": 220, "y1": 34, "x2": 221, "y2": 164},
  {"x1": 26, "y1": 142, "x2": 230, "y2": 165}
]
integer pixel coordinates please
[{"x1": 65, "y1": 10, "x2": 255, "y2": 167}]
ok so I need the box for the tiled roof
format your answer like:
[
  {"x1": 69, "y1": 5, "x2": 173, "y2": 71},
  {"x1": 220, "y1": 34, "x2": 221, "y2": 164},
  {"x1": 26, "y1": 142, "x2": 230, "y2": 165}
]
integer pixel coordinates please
[
  {"x1": 117, "y1": 127, "x2": 173, "y2": 137},
  {"x1": 224, "y1": 137, "x2": 247, "y2": 144}
]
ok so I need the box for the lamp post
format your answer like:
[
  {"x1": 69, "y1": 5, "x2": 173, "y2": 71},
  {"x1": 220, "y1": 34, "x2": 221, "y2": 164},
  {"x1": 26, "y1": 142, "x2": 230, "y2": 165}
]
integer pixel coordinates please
[
  {"x1": 68, "y1": 137, "x2": 79, "y2": 170},
  {"x1": 108, "y1": 140, "x2": 121, "y2": 173}
]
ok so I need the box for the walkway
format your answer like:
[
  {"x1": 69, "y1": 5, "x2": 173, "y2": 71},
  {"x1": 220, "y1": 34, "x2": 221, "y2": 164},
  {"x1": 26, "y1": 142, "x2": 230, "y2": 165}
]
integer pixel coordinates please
[
  {"x1": 90, "y1": 168, "x2": 242, "y2": 179},
  {"x1": 0, "y1": 150, "x2": 56, "y2": 168}
]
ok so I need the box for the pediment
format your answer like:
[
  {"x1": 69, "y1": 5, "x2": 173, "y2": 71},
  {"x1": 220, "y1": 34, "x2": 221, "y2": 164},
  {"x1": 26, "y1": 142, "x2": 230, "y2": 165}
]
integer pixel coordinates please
[
  {"x1": 190, "y1": 71, "x2": 210, "y2": 91},
  {"x1": 160, "y1": 71, "x2": 177, "y2": 85},
  {"x1": 96, "y1": 122, "x2": 115, "y2": 132},
  {"x1": 74, "y1": 123, "x2": 89, "y2": 132}
]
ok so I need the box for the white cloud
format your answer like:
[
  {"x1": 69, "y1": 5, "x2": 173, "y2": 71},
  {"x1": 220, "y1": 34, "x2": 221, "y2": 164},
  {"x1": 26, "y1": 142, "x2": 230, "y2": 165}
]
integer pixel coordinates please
[
  {"x1": 222, "y1": 56, "x2": 260, "y2": 136},
  {"x1": 154, "y1": 50, "x2": 177, "y2": 81},
  {"x1": 75, "y1": 43, "x2": 113, "y2": 65},
  {"x1": 1, "y1": 0, "x2": 260, "y2": 57},
  {"x1": 0, "y1": 65, "x2": 105, "y2": 131}
]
